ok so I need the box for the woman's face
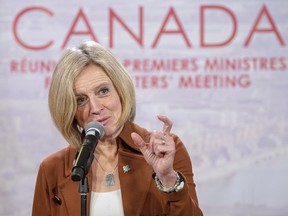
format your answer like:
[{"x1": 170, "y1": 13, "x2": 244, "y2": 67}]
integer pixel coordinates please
[{"x1": 73, "y1": 64, "x2": 122, "y2": 138}]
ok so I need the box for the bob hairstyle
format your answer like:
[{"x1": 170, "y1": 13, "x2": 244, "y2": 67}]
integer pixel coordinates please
[{"x1": 48, "y1": 41, "x2": 136, "y2": 149}]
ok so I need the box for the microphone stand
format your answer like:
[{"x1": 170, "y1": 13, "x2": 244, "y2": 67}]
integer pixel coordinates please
[
  {"x1": 79, "y1": 177, "x2": 89, "y2": 216},
  {"x1": 71, "y1": 137, "x2": 97, "y2": 216}
]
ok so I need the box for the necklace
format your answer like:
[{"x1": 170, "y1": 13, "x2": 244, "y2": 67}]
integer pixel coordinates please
[{"x1": 95, "y1": 158, "x2": 118, "y2": 186}]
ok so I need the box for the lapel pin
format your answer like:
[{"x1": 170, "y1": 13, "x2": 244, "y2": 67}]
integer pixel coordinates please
[{"x1": 123, "y1": 165, "x2": 131, "y2": 173}]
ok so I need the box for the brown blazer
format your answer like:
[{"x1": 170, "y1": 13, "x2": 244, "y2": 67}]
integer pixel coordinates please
[{"x1": 32, "y1": 121, "x2": 203, "y2": 216}]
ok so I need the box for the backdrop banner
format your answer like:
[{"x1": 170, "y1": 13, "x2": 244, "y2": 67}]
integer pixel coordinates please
[{"x1": 0, "y1": 1, "x2": 287, "y2": 215}]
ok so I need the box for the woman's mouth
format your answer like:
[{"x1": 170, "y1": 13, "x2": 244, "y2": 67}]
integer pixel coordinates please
[{"x1": 96, "y1": 117, "x2": 110, "y2": 126}]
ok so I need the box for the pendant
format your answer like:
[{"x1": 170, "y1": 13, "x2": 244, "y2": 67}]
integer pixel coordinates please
[{"x1": 105, "y1": 173, "x2": 115, "y2": 186}]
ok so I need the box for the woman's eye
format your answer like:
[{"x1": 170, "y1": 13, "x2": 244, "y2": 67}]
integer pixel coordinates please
[
  {"x1": 76, "y1": 96, "x2": 87, "y2": 106},
  {"x1": 99, "y1": 87, "x2": 109, "y2": 95}
]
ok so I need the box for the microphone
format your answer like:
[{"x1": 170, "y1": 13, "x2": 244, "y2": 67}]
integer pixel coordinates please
[{"x1": 71, "y1": 121, "x2": 105, "y2": 182}]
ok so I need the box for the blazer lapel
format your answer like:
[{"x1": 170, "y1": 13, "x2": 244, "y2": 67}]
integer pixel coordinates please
[
  {"x1": 117, "y1": 121, "x2": 154, "y2": 215},
  {"x1": 118, "y1": 149, "x2": 153, "y2": 215}
]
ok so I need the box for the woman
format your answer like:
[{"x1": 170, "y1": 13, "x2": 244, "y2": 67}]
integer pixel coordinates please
[{"x1": 32, "y1": 41, "x2": 203, "y2": 216}]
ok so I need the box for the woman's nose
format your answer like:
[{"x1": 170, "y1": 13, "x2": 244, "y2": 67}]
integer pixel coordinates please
[{"x1": 89, "y1": 97, "x2": 103, "y2": 114}]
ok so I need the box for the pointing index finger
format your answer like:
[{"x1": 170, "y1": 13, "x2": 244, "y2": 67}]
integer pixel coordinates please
[{"x1": 157, "y1": 115, "x2": 172, "y2": 134}]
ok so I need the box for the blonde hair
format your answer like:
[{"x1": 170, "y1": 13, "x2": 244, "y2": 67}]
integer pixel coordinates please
[{"x1": 48, "y1": 41, "x2": 136, "y2": 149}]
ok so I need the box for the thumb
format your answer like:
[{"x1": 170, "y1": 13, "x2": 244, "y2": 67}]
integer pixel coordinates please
[{"x1": 131, "y1": 132, "x2": 147, "y2": 149}]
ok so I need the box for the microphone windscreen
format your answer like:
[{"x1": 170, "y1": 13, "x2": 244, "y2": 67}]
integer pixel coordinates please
[{"x1": 85, "y1": 121, "x2": 105, "y2": 138}]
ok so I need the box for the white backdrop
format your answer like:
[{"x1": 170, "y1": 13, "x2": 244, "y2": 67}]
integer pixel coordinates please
[{"x1": 0, "y1": 0, "x2": 288, "y2": 215}]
